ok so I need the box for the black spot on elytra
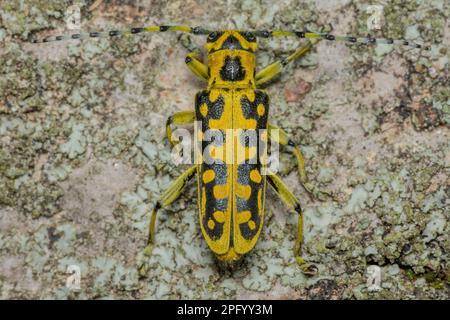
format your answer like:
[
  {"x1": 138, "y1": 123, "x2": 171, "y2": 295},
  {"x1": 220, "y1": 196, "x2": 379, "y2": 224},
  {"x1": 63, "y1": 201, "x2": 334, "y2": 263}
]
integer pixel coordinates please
[
  {"x1": 195, "y1": 90, "x2": 227, "y2": 164},
  {"x1": 239, "y1": 90, "x2": 269, "y2": 166},
  {"x1": 236, "y1": 161, "x2": 264, "y2": 240},
  {"x1": 240, "y1": 91, "x2": 269, "y2": 122},
  {"x1": 201, "y1": 163, "x2": 228, "y2": 240},
  {"x1": 195, "y1": 91, "x2": 225, "y2": 122}
]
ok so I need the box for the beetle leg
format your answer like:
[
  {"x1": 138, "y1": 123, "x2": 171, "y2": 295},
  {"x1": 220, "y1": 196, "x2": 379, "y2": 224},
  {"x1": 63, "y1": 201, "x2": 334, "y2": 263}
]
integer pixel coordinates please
[
  {"x1": 139, "y1": 165, "x2": 197, "y2": 275},
  {"x1": 166, "y1": 111, "x2": 196, "y2": 146},
  {"x1": 267, "y1": 123, "x2": 313, "y2": 194},
  {"x1": 266, "y1": 173, "x2": 317, "y2": 276},
  {"x1": 255, "y1": 39, "x2": 320, "y2": 86},
  {"x1": 179, "y1": 34, "x2": 209, "y2": 81},
  {"x1": 185, "y1": 50, "x2": 209, "y2": 81}
]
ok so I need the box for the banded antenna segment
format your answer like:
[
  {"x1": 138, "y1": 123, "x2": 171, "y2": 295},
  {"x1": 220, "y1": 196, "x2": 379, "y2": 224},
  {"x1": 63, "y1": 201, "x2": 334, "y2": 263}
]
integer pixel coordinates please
[
  {"x1": 30, "y1": 25, "x2": 211, "y2": 43},
  {"x1": 253, "y1": 29, "x2": 429, "y2": 50}
]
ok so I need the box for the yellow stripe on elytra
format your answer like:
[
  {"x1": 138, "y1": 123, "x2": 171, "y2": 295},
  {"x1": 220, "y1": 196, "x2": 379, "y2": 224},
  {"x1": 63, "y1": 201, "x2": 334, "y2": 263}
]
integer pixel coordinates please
[
  {"x1": 257, "y1": 188, "x2": 262, "y2": 215},
  {"x1": 201, "y1": 187, "x2": 206, "y2": 212}
]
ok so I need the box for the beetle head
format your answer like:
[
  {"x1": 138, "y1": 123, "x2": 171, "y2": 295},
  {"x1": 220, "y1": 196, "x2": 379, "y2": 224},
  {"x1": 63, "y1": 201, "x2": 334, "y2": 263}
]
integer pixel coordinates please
[{"x1": 205, "y1": 30, "x2": 257, "y2": 53}]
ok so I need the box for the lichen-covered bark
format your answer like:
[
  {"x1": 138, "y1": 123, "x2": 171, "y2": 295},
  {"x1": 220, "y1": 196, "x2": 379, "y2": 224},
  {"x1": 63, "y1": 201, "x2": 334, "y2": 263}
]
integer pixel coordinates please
[{"x1": 0, "y1": 0, "x2": 448, "y2": 299}]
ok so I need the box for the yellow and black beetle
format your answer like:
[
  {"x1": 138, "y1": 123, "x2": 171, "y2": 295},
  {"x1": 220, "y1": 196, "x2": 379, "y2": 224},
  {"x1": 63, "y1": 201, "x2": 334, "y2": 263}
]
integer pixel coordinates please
[{"x1": 32, "y1": 25, "x2": 428, "y2": 272}]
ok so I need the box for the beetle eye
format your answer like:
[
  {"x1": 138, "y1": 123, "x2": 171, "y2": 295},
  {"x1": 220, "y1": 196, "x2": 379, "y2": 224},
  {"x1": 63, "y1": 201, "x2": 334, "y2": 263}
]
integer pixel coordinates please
[
  {"x1": 207, "y1": 31, "x2": 222, "y2": 42},
  {"x1": 240, "y1": 32, "x2": 256, "y2": 42}
]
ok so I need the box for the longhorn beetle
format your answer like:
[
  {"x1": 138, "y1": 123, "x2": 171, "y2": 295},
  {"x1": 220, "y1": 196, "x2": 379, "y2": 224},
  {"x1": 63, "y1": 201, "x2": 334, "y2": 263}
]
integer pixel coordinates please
[{"x1": 31, "y1": 25, "x2": 429, "y2": 274}]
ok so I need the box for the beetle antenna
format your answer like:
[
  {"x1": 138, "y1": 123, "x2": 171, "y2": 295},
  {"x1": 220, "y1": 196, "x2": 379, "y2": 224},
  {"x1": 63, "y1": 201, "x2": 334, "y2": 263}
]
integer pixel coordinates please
[
  {"x1": 29, "y1": 25, "x2": 211, "y2": 43},
  {"x1": 253, "y1": 29, "x2": 430, "y2": 50}
]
